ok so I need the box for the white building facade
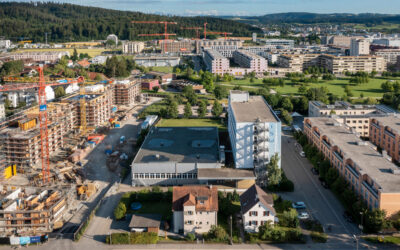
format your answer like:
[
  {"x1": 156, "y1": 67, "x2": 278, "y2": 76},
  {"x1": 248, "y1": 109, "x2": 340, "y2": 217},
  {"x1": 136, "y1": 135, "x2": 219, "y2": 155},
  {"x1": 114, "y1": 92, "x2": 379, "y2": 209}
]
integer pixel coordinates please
[{"x1": 228, "y1": 91, "x2": 281, "y2": 186}]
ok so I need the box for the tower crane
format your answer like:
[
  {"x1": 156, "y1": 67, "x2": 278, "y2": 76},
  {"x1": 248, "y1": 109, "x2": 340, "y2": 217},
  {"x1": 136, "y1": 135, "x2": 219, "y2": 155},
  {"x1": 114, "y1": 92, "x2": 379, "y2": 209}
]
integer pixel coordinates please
[
  {"x1": 180, "y1": 27, "x2": 202, "y2": 39},
  {"x1": 131, "y1": 21, "x2": 178, "y2": 52},
  {"x1": 0, "y1": 67, "x2": 84, "y2": 184}
]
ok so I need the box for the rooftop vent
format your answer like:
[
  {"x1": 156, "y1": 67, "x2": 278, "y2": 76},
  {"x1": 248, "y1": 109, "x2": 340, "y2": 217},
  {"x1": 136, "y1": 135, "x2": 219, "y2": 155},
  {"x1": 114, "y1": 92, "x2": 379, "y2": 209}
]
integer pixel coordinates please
[
  {"x1": 155, "y1": 154, "x2": 160, "y2": 160},
  {"x1": 356, "y1": 141, "x2": 367, "y2": 146}
]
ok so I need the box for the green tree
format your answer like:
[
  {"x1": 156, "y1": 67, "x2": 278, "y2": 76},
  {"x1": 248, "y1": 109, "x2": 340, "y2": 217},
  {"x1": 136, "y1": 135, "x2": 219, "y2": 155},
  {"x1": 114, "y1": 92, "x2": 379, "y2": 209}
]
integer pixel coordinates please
[
  {"x1": 167, "y1": 101, "x2": 178, "y2": 118},
  {"x1": 280, "y1": 208, "x2": 299, "y2": 228},
  {"x1": 364, "y1": 209, "x2": 386, "y2": 233},
  {"x1": 183, "y1": 86, "x2": 198, "y2": 105},
  {"x1": 280, "y1": 97, "x2": 293, "y2": 112},
  {"x1": 213, "y1": 85, "x2": 228, "y2": 100},
  {"x1": 198, "y1": 100, "x2": 207, "y2": 118},
  {"x1": 71, "y1": 48, "x2": 79, "y2": 61},
  {"x1": 211, "y1": 100, "x2": 223, "y2": 118},
  {"x1": 54, "y1": 86, "x2": 66, "y2": 98},
  {"x1": 114, "y1": 202, "x2": 126, "y2": 220},
  {"x1": 266, "y1": 154, "x2": 281, "y2": 185},
  {"x1": 184, "y1": 102, "x2": 192, "y2": 118}
]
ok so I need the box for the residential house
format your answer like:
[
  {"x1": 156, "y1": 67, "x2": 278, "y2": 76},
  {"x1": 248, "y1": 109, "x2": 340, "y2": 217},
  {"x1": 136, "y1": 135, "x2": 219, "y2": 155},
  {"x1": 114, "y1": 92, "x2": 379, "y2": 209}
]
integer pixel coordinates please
[
  {"x1": 240, "y1": 184, "x2": 277, "y2": 233},
  {"x1": 172, "y1": 185, "x2": 218, "y2": 235}
]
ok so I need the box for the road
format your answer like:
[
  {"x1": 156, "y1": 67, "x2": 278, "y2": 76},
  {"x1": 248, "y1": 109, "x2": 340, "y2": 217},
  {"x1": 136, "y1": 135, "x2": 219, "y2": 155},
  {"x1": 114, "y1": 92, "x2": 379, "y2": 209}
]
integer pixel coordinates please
[{"x1": 280, "y1": 132, "x2": 373, "y2": 248}]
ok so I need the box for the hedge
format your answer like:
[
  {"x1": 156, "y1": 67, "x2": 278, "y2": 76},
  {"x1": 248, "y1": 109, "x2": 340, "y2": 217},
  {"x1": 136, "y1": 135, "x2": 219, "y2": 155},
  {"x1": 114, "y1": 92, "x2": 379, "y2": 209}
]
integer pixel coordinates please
[{"x1": 106, "y1": 232, "x2": 159, "y2": 244}]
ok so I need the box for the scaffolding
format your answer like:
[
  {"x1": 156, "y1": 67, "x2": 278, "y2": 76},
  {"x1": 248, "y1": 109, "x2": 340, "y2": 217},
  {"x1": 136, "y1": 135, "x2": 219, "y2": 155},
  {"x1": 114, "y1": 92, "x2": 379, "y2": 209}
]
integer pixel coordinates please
[{"x1": 253, "y1": 118, "x2": 270, "y2": 187}]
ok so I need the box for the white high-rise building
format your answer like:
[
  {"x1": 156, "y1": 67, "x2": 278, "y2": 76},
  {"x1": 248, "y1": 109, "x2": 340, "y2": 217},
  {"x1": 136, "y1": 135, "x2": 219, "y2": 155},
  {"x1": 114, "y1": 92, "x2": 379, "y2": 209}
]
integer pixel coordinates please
[
  {"x1": 122, "y1": 41, "x2": 145, "y2": 54},
  {"x1": 350, "y1": 39, "x2": 370, "y2": 56},
  {"x1": 228, "y1": 91, "x2": 281, "y2": 186}
]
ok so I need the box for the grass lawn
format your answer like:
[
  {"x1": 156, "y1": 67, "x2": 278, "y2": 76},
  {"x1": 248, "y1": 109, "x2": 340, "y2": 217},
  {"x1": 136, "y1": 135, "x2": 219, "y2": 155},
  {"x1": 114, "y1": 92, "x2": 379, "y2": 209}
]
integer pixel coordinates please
[
  {"x1": 272, "y1": 78, "x2": 386, "y2": 97},
  {"x1": 130, "y1": 201, "x2": 171, "y2": 220},
  {"x1": 363, "y1": 236, "x2": 400, "y2": 245},
  {"x1": 15, "y1": 48, "x2": 114, "y2": 57},
  {"x1": 157, "y1": 118, "x2": 227, "y2": 131},
  {"x1": 151, "y1": 66, "x2": 174, "y2": 73}
]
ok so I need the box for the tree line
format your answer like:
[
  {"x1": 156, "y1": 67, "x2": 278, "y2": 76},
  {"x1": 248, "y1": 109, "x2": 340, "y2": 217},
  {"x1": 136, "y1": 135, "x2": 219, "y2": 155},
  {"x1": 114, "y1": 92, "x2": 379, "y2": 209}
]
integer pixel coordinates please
[{"x1": 0, "y1": 2, "x2": 261, "y2": 42}]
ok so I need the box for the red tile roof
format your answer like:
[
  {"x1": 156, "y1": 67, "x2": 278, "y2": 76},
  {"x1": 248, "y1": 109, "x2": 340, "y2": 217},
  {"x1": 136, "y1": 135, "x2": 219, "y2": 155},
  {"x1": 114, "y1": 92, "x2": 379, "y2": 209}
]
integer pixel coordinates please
[{"x1": 172, "y1": 186, "x2": 218, "y2": 212}]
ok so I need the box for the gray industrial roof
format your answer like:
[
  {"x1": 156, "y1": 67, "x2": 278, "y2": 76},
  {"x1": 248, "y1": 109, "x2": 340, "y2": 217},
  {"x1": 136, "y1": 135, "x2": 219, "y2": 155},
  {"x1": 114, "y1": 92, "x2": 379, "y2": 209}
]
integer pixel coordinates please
[
  {"x1": 372, "y1": 115, "x2": 400, "y2": 135},
  {"x1": 133, "y1": 127, "x2": 220, "y2": 164},
  {"x1": 230, "y1": 95, "x2": 279, "y2": 123},
  {"x1": 197, "y1": 168, "x2": 255, "y2": 180}
]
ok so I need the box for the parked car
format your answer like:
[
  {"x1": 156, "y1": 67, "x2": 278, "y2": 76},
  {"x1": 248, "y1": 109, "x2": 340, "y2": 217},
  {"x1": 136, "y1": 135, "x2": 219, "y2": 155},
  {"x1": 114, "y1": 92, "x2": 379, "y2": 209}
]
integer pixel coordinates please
[
  {"x1": 300, "y1": 151, "x2": 306, "y2": 157},
  {"x1": 311, "y1": 167, "x2": 319, "y2": 175},
  {"x1": 319, "y1": 177, "x2": 329, "y2": 189},
  {"x1": 298, "y1": 212, "x2": 310, "y2": 220},
  {"x1": 292, "y1": 201, "x2": 306, "y2": 209}
]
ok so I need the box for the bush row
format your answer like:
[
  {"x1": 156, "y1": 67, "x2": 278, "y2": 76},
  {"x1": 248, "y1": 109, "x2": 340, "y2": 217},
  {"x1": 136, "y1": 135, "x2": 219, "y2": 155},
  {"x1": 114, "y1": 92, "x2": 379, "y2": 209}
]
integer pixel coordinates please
[{"x1": 106, "y1": 232, "x2": 159, "y2": 244}]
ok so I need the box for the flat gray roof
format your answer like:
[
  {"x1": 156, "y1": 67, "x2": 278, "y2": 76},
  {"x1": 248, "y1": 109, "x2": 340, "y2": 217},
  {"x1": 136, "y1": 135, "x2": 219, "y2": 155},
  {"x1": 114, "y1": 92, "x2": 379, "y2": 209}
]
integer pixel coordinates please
[
  {"x1": 372, "y1": 115, "x2": 400, "y2": 135},
  {"x1": 197, "y1": 168, "x2": 255, "y2": 180},
  {"x1": 307, "y1": 117, "x2": 400, "y2": 193},
  {"x1": 231, "y1": 95, "x2": 279, "y2": 123},
  {"x1": 133, "y1": 127, "x2": 220, "y2": 164},
  {"x1": 129, "y1": 214, "x2": 162, "y2": 228}
]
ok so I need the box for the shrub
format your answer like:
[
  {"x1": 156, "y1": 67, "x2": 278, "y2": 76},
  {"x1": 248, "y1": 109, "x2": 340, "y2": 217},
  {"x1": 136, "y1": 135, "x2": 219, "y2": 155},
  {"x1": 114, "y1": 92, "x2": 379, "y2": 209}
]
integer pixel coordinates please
[
  {"x1": 206, "y1": 225, "x2": 228, "y2": 242},
  {"x1": 310, "y1": 231, "x2": 327, "y2": 243},
  {"x1": 273, "y1": 195, "x2": 292, "y2": 213},
  {"x1": 279, "y1": 208, "x2": 299, "y2": 228},
  {"x1": 107, "y1": 233, "x2": 130, "y2": 244},
  {"x1": 185, "y1": 233, "x2": 196, "y2": 241},
  {"x1": 130, "y1": 232, "x2": 159, "y2": 244},
  {"x1": 114, "y1": 202, "x2": 126, "y2": 220}
]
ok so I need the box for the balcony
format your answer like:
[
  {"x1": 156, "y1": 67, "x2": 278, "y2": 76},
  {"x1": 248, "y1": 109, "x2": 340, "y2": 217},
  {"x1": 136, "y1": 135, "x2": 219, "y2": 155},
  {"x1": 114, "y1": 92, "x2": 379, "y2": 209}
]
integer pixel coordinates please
[
  {"x1": 362, "y1": 181, "x2": 378, "y2": 199},
  {"x1": 322, "y1": 140, "x2": 331, "y2": 149},
  {"x1": 333, "y1": 151, "x2": 343, "y2": 162},
  {"x1": 346, "y1": 164, "x2": 359, "y2": 178},
  {"x1": 254, "y1": 136, "x2": 268, "y2": 145}
]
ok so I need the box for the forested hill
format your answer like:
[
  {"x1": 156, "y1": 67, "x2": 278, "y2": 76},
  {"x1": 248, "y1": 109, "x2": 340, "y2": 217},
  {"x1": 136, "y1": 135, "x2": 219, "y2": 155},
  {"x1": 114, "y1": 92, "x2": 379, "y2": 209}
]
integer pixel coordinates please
[
  {"x1": 0, "y1": 2, "x2": 261, "y2": 42},
  {"x1": 234, "y1": 12, "x2": 400, "y2": 25}
]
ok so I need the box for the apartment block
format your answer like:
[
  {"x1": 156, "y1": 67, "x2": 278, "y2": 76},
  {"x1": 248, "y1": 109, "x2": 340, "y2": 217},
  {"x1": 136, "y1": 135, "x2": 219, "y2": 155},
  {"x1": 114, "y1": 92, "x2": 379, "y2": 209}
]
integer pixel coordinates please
[
  {"x1": 277, "y1": 54, "x2": 320, "y2": 72},
  {"x1": 264, "y1": 39, "x2": 295, "y2": 48},
  {"x1": 0, "y1": 122, "x2": 64, "y2": 167},
  {"x1": 370, "y1": 115, "x2": 400, "y2": 163},
  {"x1": 203, "y1": 49, "x2": 230, "y2": 75},
  {"x1": 304, "y1": 117, "x2": 400, "y2": 216},
  {"x1": 232, "y1": 50, "x2": 267, "y2": 73},
  {"x1": 8, "y1": 51, "x2": 69, "y2": 62},
  {"x1": 159, "y1": 39, "x2": 195, "y2": 54},
  {"x1": 319, "y1": 54, "x2": 387, "y2": 74},
  {"x1": 0, "y1": 186, "x2": 70, "y2": 236},
  {"x1": 308, "y1": 101, "x2": 397, "y2": 137},
  {"x1": 228, "y1": 91, "x2": 281, "y2": 186},
  {"x1": 196, "y1": 39, "x2": 243, "y2": 58},
  {"x1": 373, "y1": 49, "x2": 400, "y2": 64},
  {"x1": 350, "y1": 39, "x2": 370, "y2": 56},
  {"x1": 172, "y1": 186, "x2": 218, "y2": 235},
  {"x1": 122, "y1": 41, "x2": 145, "y2": 54},
  {"x1": 0, "y1": 103, "x2": 5, "y2": 121},
  {"x1": 113, "y1": 79, "x2": 141, "y2": 106}
]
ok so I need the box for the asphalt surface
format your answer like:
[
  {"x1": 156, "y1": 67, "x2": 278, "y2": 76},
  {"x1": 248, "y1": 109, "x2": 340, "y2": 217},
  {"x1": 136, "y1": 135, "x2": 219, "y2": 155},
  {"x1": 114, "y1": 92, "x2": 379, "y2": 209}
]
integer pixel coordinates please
[{"x1": 280, "y1": 132, "x2": 373, "y2": 248}]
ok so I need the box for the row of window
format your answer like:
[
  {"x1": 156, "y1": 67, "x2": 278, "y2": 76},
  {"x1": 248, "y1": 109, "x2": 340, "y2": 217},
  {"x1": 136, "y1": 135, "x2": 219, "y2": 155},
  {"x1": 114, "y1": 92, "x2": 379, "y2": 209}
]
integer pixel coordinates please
[
  {"x1": 133, "y1": 173, "x2": 197, "y2": 179},
  {"x1": 185, "y1": 211, "x2": 210, "y2": 215},
  {"x1": 247, "y1": 220, "x2": 270, "y2": 226},
  {"x1": 185, "y1": 220, "x2": 210, "y2": 225},
  {"x1": 249, "y1": 211, "x2": 270, "y2": 217}
]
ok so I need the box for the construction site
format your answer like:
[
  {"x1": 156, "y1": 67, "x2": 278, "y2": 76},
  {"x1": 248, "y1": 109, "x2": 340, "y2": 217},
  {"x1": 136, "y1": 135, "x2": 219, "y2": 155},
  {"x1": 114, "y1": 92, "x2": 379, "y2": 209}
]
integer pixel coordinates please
[{"x1": 0, "y1": 71, "x2": 144, "y2": 238}]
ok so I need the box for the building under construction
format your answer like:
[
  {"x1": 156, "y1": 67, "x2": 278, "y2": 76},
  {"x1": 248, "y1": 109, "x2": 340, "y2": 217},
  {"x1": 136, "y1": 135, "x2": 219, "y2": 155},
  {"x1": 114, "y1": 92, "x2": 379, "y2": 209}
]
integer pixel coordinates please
[
  {"x1": 0, "y1": 121, "x2": 64, "y2": 167},
  {"x1": 62, "y1": 84, "x2": 113, "y2": 128},
  {"x1": 113, "y1": 79, "x2": 141, "y2": 106},
  {"x1": 159, "y1": 39, "x2": 195, "y2": 54},
  {"x1": 0, "y1": 185, "x2": 71, "y2": 236}
]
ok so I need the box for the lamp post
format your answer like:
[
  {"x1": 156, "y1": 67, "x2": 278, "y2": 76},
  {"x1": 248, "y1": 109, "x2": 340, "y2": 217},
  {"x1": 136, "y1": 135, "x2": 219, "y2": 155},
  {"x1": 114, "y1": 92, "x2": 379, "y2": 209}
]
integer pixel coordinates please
[
  {"x1": 353, "y1": 235, "x2": 359, "y2": 250},
  {"x1": 229, "y1": 215, "x2": 233, "y2": 245},
  {"x1": 359, "y1": 211, "x2": 364, "y2": 232}
]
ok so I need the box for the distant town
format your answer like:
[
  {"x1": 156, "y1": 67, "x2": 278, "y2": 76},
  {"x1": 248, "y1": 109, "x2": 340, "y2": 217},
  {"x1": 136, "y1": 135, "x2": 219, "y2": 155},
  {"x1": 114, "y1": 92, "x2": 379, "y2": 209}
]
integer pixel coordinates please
[{"x1": 1, "y1": 3, "x2": 400, "y2": 249}]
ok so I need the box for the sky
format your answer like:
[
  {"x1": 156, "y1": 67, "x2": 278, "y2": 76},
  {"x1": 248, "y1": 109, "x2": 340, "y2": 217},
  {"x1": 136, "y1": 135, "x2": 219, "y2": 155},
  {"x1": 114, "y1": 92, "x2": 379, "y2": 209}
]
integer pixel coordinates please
[{"x1": 6, "y1": 0, "x2": 400, "y2": 16}]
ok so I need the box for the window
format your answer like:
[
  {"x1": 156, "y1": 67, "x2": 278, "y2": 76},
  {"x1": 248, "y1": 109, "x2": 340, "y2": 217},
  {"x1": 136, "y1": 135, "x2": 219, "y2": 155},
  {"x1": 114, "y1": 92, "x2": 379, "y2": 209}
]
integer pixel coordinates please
[
  {"x1": 249, "y1": 211, "x2": 258, "y2": 216},
  {"x1": 185, "y1": 220, "x2": 193, "y2": 225},
  {"x1": 200, "y1": 200, "x2": 205, "y2": 205},
  {"x1": 263, "y1": 211, "x2": 270, "y2": 216}
]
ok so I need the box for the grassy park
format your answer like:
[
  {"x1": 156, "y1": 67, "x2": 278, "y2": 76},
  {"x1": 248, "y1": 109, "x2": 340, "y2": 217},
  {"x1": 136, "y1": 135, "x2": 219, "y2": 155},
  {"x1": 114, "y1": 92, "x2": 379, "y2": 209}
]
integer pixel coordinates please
[
  {"x1": 157, "y1": 118, "x2": 226, "y2": 131},
  {"x1": 15, "y1": 48, "x2": 114, "y2": 57}
]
